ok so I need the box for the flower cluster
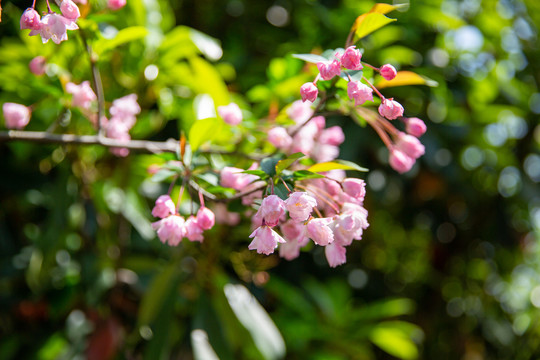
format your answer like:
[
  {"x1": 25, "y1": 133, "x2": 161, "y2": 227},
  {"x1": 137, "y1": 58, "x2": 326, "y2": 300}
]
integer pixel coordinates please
[
  {"x1": 151, "y1": 194, "x2": 216, "y2": 245},
  {"x1": 20, "y1": 0, "x2": 80, "y2": 45}
]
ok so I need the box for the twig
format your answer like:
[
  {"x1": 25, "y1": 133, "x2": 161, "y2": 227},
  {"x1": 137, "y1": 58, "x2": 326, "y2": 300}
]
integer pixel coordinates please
[{"x1": 0, "y1": 130, "x2": 179, "y2": 153}]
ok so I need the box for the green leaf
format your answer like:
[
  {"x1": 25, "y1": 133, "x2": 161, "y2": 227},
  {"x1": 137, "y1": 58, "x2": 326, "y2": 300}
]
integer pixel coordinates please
[
  {"x1": 292, "y1": 170, "x2": 325, "y2": 181},
  {"x1": 353, "y1": 13, "x2": 397, "y2": 40},
  {"x1": 261, "y1": 156, "x2": 282, "y2": 177},
  {"x1": 242, "y1": 170, "x2": 269, "y2": 179},
  {"x1": 291, "y1": 53, "x2": 329, "y2": 64},
  {"x1": 189, "y1": 118, "x2": 222, "y2": 151},
  {"x1": 275, "y1": 152, "x2": 304, "y2": 176},
  {"x1": 224, "y1": 284, "x2": 286, "y2": 360},
  {"x1": 308, "y1": 160, "x2": 368, "y2": 173},
  {"x1": 151, "y1": 168, "x2": 177, "y2": 182},
  {"x1": 369, "y1": 326, "x2": 419, "y2": 359},
  {"x1": 274, "y1": 181, "x2": 293, "y2": 200},
  {"x1": 375, "y1": 70, "x2": 439, "y2": 89},
  {"x1": 94, "y1": 26, "x2": 149, "y2": 55},
  {"x1": 352, "y1": 298, "x2": 415, "y2": 321}
]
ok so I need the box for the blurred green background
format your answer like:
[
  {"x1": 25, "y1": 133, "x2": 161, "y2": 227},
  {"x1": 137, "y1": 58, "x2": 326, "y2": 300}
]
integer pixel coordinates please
[{"x1": 1, "y1": 0, "x2": 540, "y2": 359}]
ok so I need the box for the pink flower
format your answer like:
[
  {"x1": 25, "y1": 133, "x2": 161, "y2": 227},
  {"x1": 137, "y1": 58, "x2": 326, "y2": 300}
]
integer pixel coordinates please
[
  {"x1": 29, "y1": 56, "x2": 47, "y2": 76},
  {"x1": 284, "y1": 192, "x2": 317, "y2": 222},
  {"x1": 20, "y1": 8, "x2": 41, "y2": 30},
  {"x1": 291, "y1": 121, "x2": 318, "y2": 154},
  {"x1": 405, "y1": 117, "x2": 427, "y2": 137},
  {"x1": 306, "y1": 217, "x2": 334, "y2": 246},
  {"x1": 185, "y1": 216, "x2": 204, "y2": 242},
  {"x1": 256, "y1": 195, "x2": 286, "y2": 227},
  {"x1": 318, "y1": 126, "x2": 345, "y2": 146},
  {"x1": 389, "y1": 148, "x2": 415, "y2": 173},
  {"x1": 196, "y1": 207, "x2": 215, "y2": 230},
  {"x1": 279, "y1": 220, "x2": 309, "y2": 260},
  {"x1": 30, "y1": 13, "x2": 78, "y2": 44},
  {"x1": 341, "y1": 46, "x2": 363, "y2": 70},
  {"x1": 342, "y1": 179, "x2": 366, "y2": 201},
  {"x1": 60, "y1": 0, "x2": 81, "y2": 20},
  {"x1": 378, "y1": 98, "x2": 404, "y2": 120},
  {"x1": 395, "y1": 132, "x2": 425, "y2": 159},
  {"x1": 213, "y1": 203, "x2": 241, "y2": 226},
  {"x1": 66, "y1": 81, "x2": 96, "y2": 110},
  {"x1": 152, "y1": 195, "x2": 176, "y2": 218},
  {"x1": 218, "y1": 103, "x2": 242, "y2": 125},
  {"x1": 325, "y1": 242, "x2": 347, "y2": 267},
  {"x1": 108, "y1": 0, "x2": 127, "y2": 10},
  {"x1": 106, "y1": 120, "x2": 131, "y2": 157},
  {"x1": 347, "y1": 81, "x2": 373, "y2": 106},
  {"x1": 311, "y1": 115, "x2": 326, "y2": 130},
  {"x1": 310, "y1": 143, "x2": 339, "y2": 163},
  {"x1": 110, "y1": 94, "x2": 140, "y2": 129},
  {"x1": 287, "y1": 100, "x2": 313, "y2": 124},
  {"x1": 220, "y1": 166, "x2": 257, "y2": 190},
  {"x1": 300, "y1": 82, "x2": 318, "y2": 103},
  {"x1": 332, "y1": 202, "x2": 369, "y2": 245},
  {"x1": 152, "y1": 215, "x2": 185, "y2": 246},
  {"x1": 380, "y1": 64, "x2": 397, "y2": 81},
  {"x1": 317, "y1": 59, "x2": 341, "y2": 80},
  {"x1": 248, "y1": 226, "x2": 286, "y2": 255},
  {"x1": 3, "y1": 103, "x2": 31, "y2": 129},
  {"x1": 268, "y1": 127, "x2": 292, "y2": 149}
]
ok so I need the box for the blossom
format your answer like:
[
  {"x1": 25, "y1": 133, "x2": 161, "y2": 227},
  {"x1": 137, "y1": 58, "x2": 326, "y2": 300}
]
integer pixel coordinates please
[
  {"x1": 3, "y1": 103, "x2": 31, "y2": 129},
  {"x1": 217, "y1": 103, "x2": 242, "y2": 125},
  {"x1": 405, "y1": 117, "x2": 427, "y2": 137},
  {"x1": 20, "y1": 8, "x2": 41, "y2": 30},
  {"x1": 306, "y1": 217, "x2": 334, "y2": 246},
  {"x1": 108, "y1": 0, "x2": 127, "y2": 10},
  {"x1": 268, "y1": 127, "x2": 292, "y2": 149},
  {"x1": 291, "y1": 121, "x2": 318, "y2": 154},
  {"x1": 66, "y1": 81, "x2": 96, "y2": 110},
  {"x1": 342, "y1": 178, "x2": 366, "y2": 201},
  {"x1": 347, "y1": 81, "x2": 373, "y2": 106},
  {"x1": 220, "y1": 166, "x2": 257, "y2": 190},
  {"x1": 279, "y1": 219, "x2": 309, "y2": 260},
  {"x1": 196, "y1": 207, "x2": 215, "y2": 230},
  {"x1": 29, "y1": 56, "x2": 47, "y2": 76},
  {"x1": 378, "y1": 98, "x2": 404, "y2": 120},
  {"x1": 340, "y1": 46, "x2": 363, "y2": 70},
  {"x1": 184, "y1": 216, "x2": 204, "y2": 242},
  {"x1": 395, "y1": 132, "x2": 425, "y2": 159},
  {"x1": 248, "y1": 226, "x2": 286, "y2": 255},
  {"x1": 60, "y1": 0, "x2": 81, "y2": 20},
  {"x1": 285, "y1": 192, "x2": 318, "y2": 222},
  {"x1": 287, "y1": 100, "x2": 313, "y2": 124},
  {"x1": 152, "y1": 215, "x2": 186, "y2": 246},
  {"x1": 310, "y1": 143, "x2": 339, "y2": 163},
  {"x1": 332, "y1": 202, "x2": 369, "y2": 245},
  {"x1": 256, "y1": 195, "x2": 286, "y2": 227},
  {"x1": 389, "y1": 148, "x2": 415, "y2": 173},
  {"x1": 213, "y1": 203, "x2": 241, "y2": 226},
  {"x1": 318, "y1": 126, "x2": 345, "y2": 146},
  {"x1": 110, "y1": 94, "x2": 141, "y2": 129},
  {"x1": 380, "y1": 64, "x2": 397, "y2": 81},
  {"x1": 106, "y1": 120, "x2": 131, "y2": 157},
  {"x1": 30, "y1": 13, "x2": 78, "y2": 45},
  {"x1": 300, "y1": 82, "x2": 318, "y2": 103},
  {"x1": 317, "y1": 59, "x2": 341, "y2": 80},
  {"x1": 152, "y1": 195, "x2": 176, "y2": 218},
  {"x1": 325, "y1": 242, "x2": 347, "y2": 267}
]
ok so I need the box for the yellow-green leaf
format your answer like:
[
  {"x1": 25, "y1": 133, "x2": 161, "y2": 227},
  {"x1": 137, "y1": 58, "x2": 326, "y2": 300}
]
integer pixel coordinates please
[
  {"x1": 375, "y1": 70, "x2": 439, "y2": 89},
  {"x1": 94, "y1": 26, "x2": 148, "y2": 55},
  {"x1": 353, "y1": 13, "x2": 397, "y2": 40},
  {"x1": 276, "y1": 152, "x2": 304, "y2": 176},
  {"x1": 188, "y1": 117, "x2": 222, "y2": 151},
  {"x1": 308, "y1": 160, "x2": 368, "y2": 173},
  {"x1": 369, "y1": 327, "x2": 419, "y2": 359}
]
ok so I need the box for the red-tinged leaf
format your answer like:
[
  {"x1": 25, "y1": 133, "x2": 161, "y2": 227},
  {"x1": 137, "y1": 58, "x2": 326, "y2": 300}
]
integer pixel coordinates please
[{"x1": 375, "y1": 71, "x2": 439, "y2": 89}]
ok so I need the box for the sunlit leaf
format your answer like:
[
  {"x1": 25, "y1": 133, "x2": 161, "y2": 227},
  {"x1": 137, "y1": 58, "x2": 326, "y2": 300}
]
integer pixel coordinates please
[
  {"x1": 189, "y1": 117, "x2": 222, "y2": 151},
  {"x1": 352, "y1": 298, "x2": 415, "y2": 321},
  {"x1": 353, "y1": 13, "x2": 397, "y2": 40},
  {"x1": 375, "y1": 71, "x2": 438, "y2": 89},
  {"x1": 94, "y1": 26, "x2": 148, "y2": 54},
  {"x1": 369, "y1": 326, "x2": 419, "y2": 359},
  {"x1": 292, "y1": 170, "x2": 325, "y2": 181},
  {"x1": 151, "y1": 168, "x2": 177, "y2": 182},
  {"x1": 191, "y1": 330, "x2": 220, "y2": 360},
  {"x1": 291, "y1": 53, "x2": 329, "y2": 64},
  {"x1": 308, "y1": 160, "x2": 368, "y2": 173},
  {"x1": 276, "y1": 152, "x2": 304, "y2": 176}
]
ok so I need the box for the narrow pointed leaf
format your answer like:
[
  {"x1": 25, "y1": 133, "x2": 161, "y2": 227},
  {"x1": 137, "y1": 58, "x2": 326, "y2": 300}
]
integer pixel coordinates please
[
  {"x1": 375, "y1": 70, "x2": 439, "y2": 88},
  {"x1": 291, "y1": 53, "x2": 329, "y2": 64},
  {"x1": 308, "y1": 160, "x2": 368, "y2": 173},
  {"x1": 276, "y1": 152, "x2": 304, "y2": 176}
]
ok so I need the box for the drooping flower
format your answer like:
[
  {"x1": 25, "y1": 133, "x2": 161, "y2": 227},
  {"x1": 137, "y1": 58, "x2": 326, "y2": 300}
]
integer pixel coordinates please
[
  {"x1": 325, "y1": 242, "x2": 347, "y2": 267},
  {"x1": 60, "y1": 0, "x2": 81, "y2": 20},
  {"x1": 347, "y1": 81, "x2": 373, "y2": 106},
  {"x1": 152, "y1": 215, "x2": 186, "y2": 246},
  {"x1": 300, "y1": 82, "x2": 318, "y2": 103},
  {"x1": 317, "y1": 59, "x2": 341, "y2": 80},
  {"x1": 380, "y1": 64, "x2": 397, "y2": 81},
  {"x1": 196, "y1": 207, "x2": 215, "y2": 230},
  {"x1": 248, "y1": 226, "x2": 286, "y2": 255},
  {"x1": 378, "y1": 98, "x2": 404, "y2": 120},
  {"x1": 20, "y1": 8, "x2": 41, "y2": 30},
  {"x1": 395, "y1": 132, "x2": 425, "y2": 159},
  {"x1": 342, "y1": 178, "x2": 366, "y2": 202},
  {"x1": 218, "y1": 103, "x2": 242, "y2": 125},
  {"x1": 306, "y1": 217, "x2": 334, "y2": 246},
  {"x1": 340, "y1": 46, "x2": 363, "y2": 70},
  {"x1": 30, "y1": 13, "x2": 78, "y2": 45},
  {"x1": 256, "y1": 195, "x2": 286, "y2": 227},
  {"x1": 29, "y1": 56, "x2": 47, "y2": 76},
  {"x1": 3, "y1": 103, "x2": 31, "y2": 129},
  {"x1": 284, "y1": 192, "x2": 318, "y2": 222},
  {"x1": 184, "y1": 216, "x2": 204, "y2": 242},
  {"x1": 220, "y1": 166, "x2": 257, "y2": 190},
  {"x1": 66, "y1": 81, "x2": 97, "y2": 110},
  {"x1": 389, "y1": 147, "x2": 415, "y2": 173},
  {"x1": 152, "y1": 195, "x2": 176, "y2": 219}
]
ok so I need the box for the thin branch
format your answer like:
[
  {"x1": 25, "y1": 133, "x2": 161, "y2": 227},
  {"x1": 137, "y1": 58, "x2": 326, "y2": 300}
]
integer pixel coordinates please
[{"x1": 0, "y1": 130, "x2": 179, "y2": 154}]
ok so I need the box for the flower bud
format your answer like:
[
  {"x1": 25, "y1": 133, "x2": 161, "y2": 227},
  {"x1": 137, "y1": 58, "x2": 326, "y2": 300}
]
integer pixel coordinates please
[
  {"x1": 29, "y1": 56, "x2": 47, "y2": 76},
  {"x1": 196, "y1": 207, "x2": 215, "y2": 230},
  {"x1": 60, "y1": 0, "x2": 81, "y2": 20},
  {"x1": 380, "y1": 64, "x2": 397, "y2": 81},
  {"x1": 317, "y1": 59, "x2": 341, "y2": 80},
  {"x1": 347, "y1": 81, "x2": 373, "y2": 106},
  {"x1": 300, "y1": 82, "x2": 318, "y2": 103},
  {"x1": 389, "y1": 148, "x2": 415, "y2": 173},
  {"x1": 152, "y1": 215, "x2": 186, "y2": 246},
  {"x1": 395, "y1": 132, "x2": 425, "y2": 159},
  {"x1": 405, "y1": 117, "x2": 427, "y2": 137},
  {"x1": 152, "y1": 195, "x2": 176, "y2": 219},
  {"x1": 378, "y1": 98, "x2": 404, "y2": 120},
  {"x1": 218, "y1": 103, "x2": 242, "y2": 125},
  {"x1": 108, "y1": 0, "x2": 127, "y2": 10},
  {"x1": 341, "y1": 46, "x2": 363, "y2": 70},
  {"x1": 20, "y1": 8, "x2": 41, "y2": 30},
  {"x1": 3, "y1": 103, "x2": 31, "y2": 129},
  {"x1": 256, "y1": 195, "x2": 286, "y2": 227}
]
